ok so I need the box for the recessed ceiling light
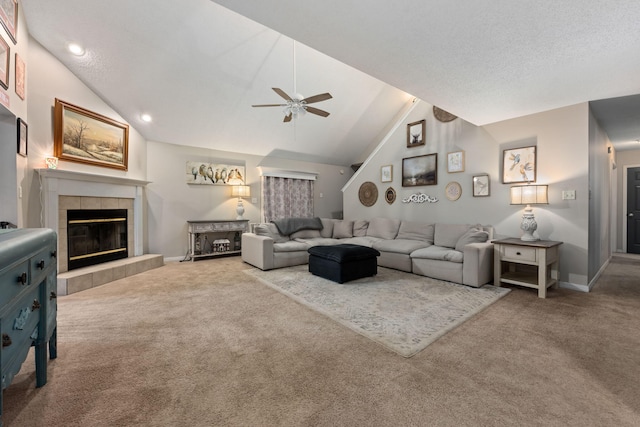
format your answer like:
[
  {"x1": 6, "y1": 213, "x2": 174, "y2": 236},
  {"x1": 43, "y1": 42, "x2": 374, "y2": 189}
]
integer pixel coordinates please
[
  {"x1": 141, "y1": 114, "x2": 152, "y2": 123},
  {"x1": 68, "y1": 43, "x2": 85, "y2": 56}
]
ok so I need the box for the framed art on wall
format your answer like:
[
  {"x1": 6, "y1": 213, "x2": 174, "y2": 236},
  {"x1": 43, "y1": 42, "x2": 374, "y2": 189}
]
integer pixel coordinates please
[
  {"x1": 447, "y1": 151, "x2": 464, "y2": 173},
  {"x1": 502, "y1": 146, "x2": 536, "y2": 183},
  {"x1": 473, "y1": 174, "x2": 490, "y2": 197},
  {"x1": 14, "y1": 52, "x2": 24, "y2": 99},
  {"x1": 185, "y1": 161, "x2": 245, "y2": 185},
  {"x1": 381, "y1": 165, "x2": 393, "y2": 183},
  {"x1": 0, "y1": 0, "x2": 17, "y2": 44},
  {"x1": 17, "y1": 117, "x2": 26, "y2": 157},
  {"x1": 0, "y1": 34, "x2": 8, "y2": 90},
  {"x1": 406, "y1": 119, "x2": 425, "y2": 147},
  {"x1": 54, "y1": 98, "x2": 129, "y2": 170},
  {"x1": 402, "y1": 153, "x2": 437, "y2": 187}
]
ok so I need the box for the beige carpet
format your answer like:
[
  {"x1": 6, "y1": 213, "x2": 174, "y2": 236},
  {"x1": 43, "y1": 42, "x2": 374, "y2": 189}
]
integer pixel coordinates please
[
  {"x1": 2, "y1": 256, "x2": 640, "y2": 426},
  {"x1": 245, "y1": 265, "x2": 510, "y2": 357}
]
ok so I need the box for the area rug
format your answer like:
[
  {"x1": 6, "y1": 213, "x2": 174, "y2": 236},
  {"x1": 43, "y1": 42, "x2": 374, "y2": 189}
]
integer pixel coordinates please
[{"x1": 244, "y1": 265, "x2": 510, "y2": 357}]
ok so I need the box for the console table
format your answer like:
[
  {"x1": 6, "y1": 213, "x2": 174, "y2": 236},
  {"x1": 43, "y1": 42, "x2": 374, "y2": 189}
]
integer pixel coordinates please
[
  {"x1": 493, "y1": 238, "x2": 563, "y2": 298},
  {"x1": 187, "y1": 220, "x2": 249, "y2": 261},
  {"x1": 0, "y1": 229, "x2": 58, "y2": 425}
]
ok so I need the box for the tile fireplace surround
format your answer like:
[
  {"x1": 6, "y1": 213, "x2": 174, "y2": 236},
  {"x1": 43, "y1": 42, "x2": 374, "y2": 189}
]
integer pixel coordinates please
[{"x1": 37, "y1": 169, "x2": 161, "y2": 294}]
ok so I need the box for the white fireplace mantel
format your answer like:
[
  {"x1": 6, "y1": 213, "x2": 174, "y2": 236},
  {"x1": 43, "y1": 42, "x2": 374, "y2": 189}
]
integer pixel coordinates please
[{"x1": 36, "y1": 169, "x2": 151, "y2": 266}]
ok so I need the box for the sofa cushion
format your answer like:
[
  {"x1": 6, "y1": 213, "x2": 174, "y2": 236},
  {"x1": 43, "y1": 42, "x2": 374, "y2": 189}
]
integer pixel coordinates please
[
  {"x1": 320, "y1": 218, "x2": 336, "y2": 238},
  {"x1": 333, "y1": 220, "x2": 354, "y2": 238},
  {"x1": 410, "y1": 245, "x2": 464, "y2": 263},
  {"x1": 273, "y1": 240, "x2": 310, "y2": 252},
  {"x1": 254, "y1": 223, "x2": 289, "y2": 243},
  {"x1": 290, "y1": 229, "x2": 322, "y2": 239},
  {"x1": 366, "y1": 217, "x2": 401, "y2": 240},
  {"x1": 372, "y1": 239, "x2": 431, "y2": 255},
  {"x1": 339, "y1": 236, "x2": 381, "y2": 247},
  {"x1": 294, "y1": 237, "x2": 342, "y2": 247},
  {"x1": 454, "y1": 228, "x2": 490, "y2": 252},
  {"x1": 396, "y1": 221, "x2": 435, "y2": 243},
  {"x1": 434, "y1": 223, "x2": 472, "y2": 248},
  {"x1": 353, "y1": 220, "x2": 369, "y2": 237}
]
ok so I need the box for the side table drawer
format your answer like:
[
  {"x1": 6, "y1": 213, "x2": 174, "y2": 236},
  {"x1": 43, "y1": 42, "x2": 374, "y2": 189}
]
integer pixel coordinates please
[
  {"x1": 0, "y1": 260, "x2": 30, "y2": 309},
  {"x1": 192, "y1": 223, "x2": 214, "y2": 232},
  {"x1": 502, "y1": 245, "x2": 537, "y2": 262}
]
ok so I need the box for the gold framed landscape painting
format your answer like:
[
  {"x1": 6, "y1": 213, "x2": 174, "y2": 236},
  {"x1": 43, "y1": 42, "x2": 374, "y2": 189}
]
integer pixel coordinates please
[
  {"x1": 54, "y1": 99, "x2": 129, "y2": 171},
  {"x1": 0, "y1": 0, "x2": 17, "y2": 44}
]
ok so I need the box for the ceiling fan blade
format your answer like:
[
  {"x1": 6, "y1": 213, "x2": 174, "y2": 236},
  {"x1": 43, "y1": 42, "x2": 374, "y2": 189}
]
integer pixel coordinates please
[
  {"x1": 302, "y1": 93, "x2": 332, "y2": 104},
  {"x1": 283, "y1": 113, "x2": 293, "y2": 122},
  {"x1": 272, "y1": 88, "x2": 293, "y2": 101},
  {"x1": 305, "y1": 106, "x2": 330, "y2": 117},
  {"x1": 252, "y1": 104, "x2": 287, "y2": 107}
]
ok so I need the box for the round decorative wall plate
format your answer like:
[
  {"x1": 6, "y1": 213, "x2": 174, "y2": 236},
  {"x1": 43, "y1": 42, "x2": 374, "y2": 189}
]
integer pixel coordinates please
[
  {"x1": 385, "y1": 187, "x2": 396, "y2": 204},
  {"x1": 445, "y1": 181, "x2": 462, "y2": 201},
  {"x1": 358, "y1": 181, "x2": 378, "y2": 207},
  {"x1": 433, "y1": 106, "x2": 458, "y2": 123}
]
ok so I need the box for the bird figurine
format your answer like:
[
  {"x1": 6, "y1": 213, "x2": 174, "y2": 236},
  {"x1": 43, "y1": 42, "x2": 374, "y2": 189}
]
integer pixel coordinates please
[
  {"x1": 509, "y1": 153, "x2": 521, "y2": 170},
  {"x1": 206, "y1": 166, "x2": 215, "y2": 183},
  {"x1": 519, "y1": 162, "x2": 532, "y2": 180},
  {"x1": 214, "y1": 168, "x2": 221, "y2": 183},
  {"x1": 221, "y1": 168, "x2": 228, "y2": 184},
  {"x1": 198, "y1": 164, "x2": 207, "y2": 182}
]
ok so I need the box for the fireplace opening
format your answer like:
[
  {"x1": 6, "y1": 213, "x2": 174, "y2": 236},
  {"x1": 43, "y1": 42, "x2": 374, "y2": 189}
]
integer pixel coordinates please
[{"x1": 67, "y1": 209, "x2": 128, "y2": 270}]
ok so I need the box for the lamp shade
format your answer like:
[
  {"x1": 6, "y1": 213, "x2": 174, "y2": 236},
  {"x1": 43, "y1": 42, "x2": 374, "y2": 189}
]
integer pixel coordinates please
[
  {"x1": 231, "y1": 185, "x2": 251, "y2": 198},
  {"x1": 510, "y1": 185, "x2": 548, "y2": 205}
]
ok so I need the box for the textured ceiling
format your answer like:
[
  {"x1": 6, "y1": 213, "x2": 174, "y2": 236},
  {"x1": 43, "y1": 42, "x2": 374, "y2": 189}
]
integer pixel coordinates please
[{"x1": 22, "y1": 0, "x2": 640, "y2": 163}]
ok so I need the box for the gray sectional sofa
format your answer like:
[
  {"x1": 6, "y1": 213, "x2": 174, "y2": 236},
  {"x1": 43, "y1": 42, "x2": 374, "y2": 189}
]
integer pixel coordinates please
[{"x1": 241, "y1": 217, "x2": 494, "y2": 287}]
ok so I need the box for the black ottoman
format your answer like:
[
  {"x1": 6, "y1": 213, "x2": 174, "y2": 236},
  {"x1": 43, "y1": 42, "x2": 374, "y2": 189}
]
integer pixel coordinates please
[{"x1": 307, "y1": 244, "x2": 380, "y2": 283}]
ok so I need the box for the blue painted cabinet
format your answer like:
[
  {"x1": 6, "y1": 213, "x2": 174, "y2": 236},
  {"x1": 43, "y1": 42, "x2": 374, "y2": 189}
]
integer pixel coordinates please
[{"x1": 0, "y1": 229, "x2": 57, "y2": 426}]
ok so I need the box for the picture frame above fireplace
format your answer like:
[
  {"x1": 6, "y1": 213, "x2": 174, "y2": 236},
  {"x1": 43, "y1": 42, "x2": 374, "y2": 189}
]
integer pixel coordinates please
[{"x1": 54, "y1": 98, "x2": 129, "y2": 171}]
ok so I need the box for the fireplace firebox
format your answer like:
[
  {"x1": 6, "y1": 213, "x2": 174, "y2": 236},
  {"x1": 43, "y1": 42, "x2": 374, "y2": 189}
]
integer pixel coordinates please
[{"x1": 67, "y1": 209, "x2": 128, "y2": 270}]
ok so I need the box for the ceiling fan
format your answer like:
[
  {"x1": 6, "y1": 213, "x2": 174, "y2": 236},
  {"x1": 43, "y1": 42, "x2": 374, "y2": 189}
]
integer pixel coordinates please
[
  {"x1": 252, "y1": 40, "x2": 332, "y2": 122},
  {"x1": 252, "y1": 88, "x2": 332, "y2": 122}
]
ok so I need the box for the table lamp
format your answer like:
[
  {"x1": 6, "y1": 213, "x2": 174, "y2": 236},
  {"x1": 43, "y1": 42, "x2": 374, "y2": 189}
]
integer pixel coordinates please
[
  {"x1": 231, "y1": 185, "x2": 251, "y2": 220},
  {"x1": 510, "y1": 184, "x2": 548, "y2": 241}
]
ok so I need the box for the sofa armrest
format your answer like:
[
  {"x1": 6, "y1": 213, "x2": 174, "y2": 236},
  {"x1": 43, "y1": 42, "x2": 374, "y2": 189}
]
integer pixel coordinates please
[
  {"x1": 242, "y1": 233, "x2": 275, "y2": 270},
  {"x1": 462, "y1": 241, "x2": 494, "y2": 287}
]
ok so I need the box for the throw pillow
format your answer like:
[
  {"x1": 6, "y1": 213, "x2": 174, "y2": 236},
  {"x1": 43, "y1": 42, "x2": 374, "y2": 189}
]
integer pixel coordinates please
[
  {"x1": 254, "y1": 223, "x2": 289, "y2": 243},
  {"x1": 320, "y1": 218, "x2": 335, "y2": 238},
  {"x1": 366, "y1": 217, "x2": 401, "y2": 239},
  {"x1": 396, "y1": 221, "x2": 434, "y2": 243},
  {"x1": 353, "y1": 220, "x2": 369, "y2": 237},
  {"x1": 454, "y1": 228, "x2": 489, "y2": 252},
  {"x1": 333, "y1": 220, "x2": 354, "y2": 238}
]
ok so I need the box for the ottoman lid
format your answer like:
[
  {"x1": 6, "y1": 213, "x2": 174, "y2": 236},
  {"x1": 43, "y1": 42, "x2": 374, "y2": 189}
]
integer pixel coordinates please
[{"x1": 308, "y1": 244, "x2": 380, "y2": 262}]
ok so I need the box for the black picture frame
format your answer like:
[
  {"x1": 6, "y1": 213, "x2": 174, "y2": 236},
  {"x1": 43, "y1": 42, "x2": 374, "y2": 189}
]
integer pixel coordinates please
[
  {"x1": 17, "y1": 117, "x2": 27, "y2": 157},
  {"x1": 402, "y1": 153, "x2": 437, "y2": 187}
]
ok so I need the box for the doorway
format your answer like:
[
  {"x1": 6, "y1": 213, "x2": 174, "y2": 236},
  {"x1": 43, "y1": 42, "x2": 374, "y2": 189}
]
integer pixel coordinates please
[{"x1": 627, "y1": 166, "x2": 640, "y2": 254}]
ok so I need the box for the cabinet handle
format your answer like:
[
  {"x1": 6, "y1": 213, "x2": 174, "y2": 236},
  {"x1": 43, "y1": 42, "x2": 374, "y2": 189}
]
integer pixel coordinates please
[
  {"x1": 32, "y1": 300, "x2": 41, "y2": 310},
  {"x1": 51, "y1": 250, "x2": 57, "y2": 258},
  {"x1": 17, "y1": 272, "x2": 27, "y2": 285},
  {"x1": 516, "y1": 252, "x2": 521, "y2": 255},
  {"x1": 50, "y1": 291, "x2": 57, "y2": 300},
  {"x1": 37, "y1": 259, "x2": 45, "y2": 270},
  {"x1": 2, "y1": 334, "x2": 11, "y2": 347}
]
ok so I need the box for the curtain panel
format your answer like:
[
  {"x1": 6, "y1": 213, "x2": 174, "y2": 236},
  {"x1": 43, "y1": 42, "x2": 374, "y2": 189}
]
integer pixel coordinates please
[{"x1": 262, "y1": 176, "x2": 314, "y2": 223}]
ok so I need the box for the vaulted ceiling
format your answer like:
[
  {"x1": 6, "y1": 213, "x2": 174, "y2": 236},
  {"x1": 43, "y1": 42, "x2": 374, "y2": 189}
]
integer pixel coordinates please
[{"x1": 22, "y1": 0, "x2": 640, "y2": 165}]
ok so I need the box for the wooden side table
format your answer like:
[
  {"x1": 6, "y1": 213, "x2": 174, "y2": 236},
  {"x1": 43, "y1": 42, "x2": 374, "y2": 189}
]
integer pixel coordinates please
[
  {"x1": 493, "y1": 238, "x2": 563, "y2": 298},
  {"x1": 187, "y1": 219, "x2": 249, "y2": 261}
]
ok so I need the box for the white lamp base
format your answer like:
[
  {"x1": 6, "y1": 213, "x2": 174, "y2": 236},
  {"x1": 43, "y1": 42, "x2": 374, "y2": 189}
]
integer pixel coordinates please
[
  {"x1": 520, "y1": 205, "x2": 538, "y2": 241},
  {"x1": 235, "y1": 198, "x2": 245, "y2": 220}
]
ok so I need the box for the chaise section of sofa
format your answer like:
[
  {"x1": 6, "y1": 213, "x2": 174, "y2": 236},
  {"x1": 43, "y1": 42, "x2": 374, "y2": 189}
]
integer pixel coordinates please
[{"x1": 241, "y1": 217, "x2": 494, "y2": 287}]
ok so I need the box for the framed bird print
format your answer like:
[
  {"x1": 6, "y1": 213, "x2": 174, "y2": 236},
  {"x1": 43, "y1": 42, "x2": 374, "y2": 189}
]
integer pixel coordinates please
[
  {"x1": 502, "y1": 146, "x2": 536, "y2": 184},
  {"x1": 185, "y1": 161, "x2": 245, "y2": 185},
  {"x1": 473, "y1": 174, "x2": 490, "y2": 197}
]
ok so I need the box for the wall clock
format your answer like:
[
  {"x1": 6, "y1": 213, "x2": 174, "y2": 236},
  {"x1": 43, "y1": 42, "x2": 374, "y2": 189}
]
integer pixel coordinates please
[{"x1": 445, "y1": 181, "x2": 462, "y2": 201}]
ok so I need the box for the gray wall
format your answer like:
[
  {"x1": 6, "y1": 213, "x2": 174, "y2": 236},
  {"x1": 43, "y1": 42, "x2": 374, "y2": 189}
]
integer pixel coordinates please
[
  {"x1": 344, "y1": 100, "x2": 593, "y2": 288},
  {"x1": 146, "y1": 140, "x2": 352, "y2": 259}
]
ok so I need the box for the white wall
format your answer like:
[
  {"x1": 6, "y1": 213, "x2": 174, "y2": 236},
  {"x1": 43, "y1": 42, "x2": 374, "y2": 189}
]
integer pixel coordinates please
[
  {"x1": 146, "y1": 140, "x2": 352, "y2": 258},
  {"x1": 344, "y1": 100, "x2": 591, "y2": 288},
  {"x1": 25, "y1": 38, "x2": 148, "y2": 227}
]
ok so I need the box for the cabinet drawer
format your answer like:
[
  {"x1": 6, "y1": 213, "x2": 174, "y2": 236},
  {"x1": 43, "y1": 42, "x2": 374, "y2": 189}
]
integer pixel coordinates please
[
  {"x1": 502, "y1": 245, "x2": 537, "y2": 262},
  {"x1": 1, "y1": 291, "x2": 42, "y2": 377},
  {"x1": 192, "y1": 223, "x2": 214, "y2": 232},
  {"x1": 30, "y1": 246, "x2": 57, "y2": 285},
  {"x1": 0, "y1": 260, "x2": 30, "y2": 309},
  {"x1": 212, "y1": 222, "x2": 230, "y2": 231}
]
